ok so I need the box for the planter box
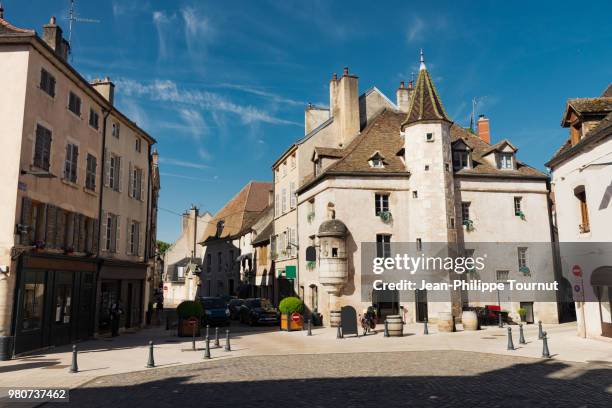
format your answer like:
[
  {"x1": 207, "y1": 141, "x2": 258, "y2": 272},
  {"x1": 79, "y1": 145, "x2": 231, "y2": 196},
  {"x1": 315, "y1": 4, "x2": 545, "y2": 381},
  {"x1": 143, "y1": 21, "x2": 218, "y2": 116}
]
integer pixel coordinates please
[
  {"x1": 178, "y1": 318, "x2": 201, "y2": 337},
  {"x1": 280, "y1": 314, "x2": 303, "y2": 331}
]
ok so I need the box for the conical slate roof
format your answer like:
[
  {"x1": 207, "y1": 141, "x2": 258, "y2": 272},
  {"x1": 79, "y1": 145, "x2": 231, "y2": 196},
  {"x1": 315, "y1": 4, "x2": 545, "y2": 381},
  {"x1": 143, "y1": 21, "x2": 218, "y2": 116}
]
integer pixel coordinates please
[{"x1": 402, "y1": 52, "x2": 450, "y2": 127}]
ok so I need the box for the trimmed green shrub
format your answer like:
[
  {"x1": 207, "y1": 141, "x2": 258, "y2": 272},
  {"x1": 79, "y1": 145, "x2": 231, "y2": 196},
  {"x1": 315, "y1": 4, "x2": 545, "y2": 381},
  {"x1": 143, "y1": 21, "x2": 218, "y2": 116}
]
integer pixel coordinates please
[
  {"x1": 177, "y1": 300, "x2": 203, "y2": 319},
  {"x1": 278, "y1": 297, "x2": 304, "y2": 315}
]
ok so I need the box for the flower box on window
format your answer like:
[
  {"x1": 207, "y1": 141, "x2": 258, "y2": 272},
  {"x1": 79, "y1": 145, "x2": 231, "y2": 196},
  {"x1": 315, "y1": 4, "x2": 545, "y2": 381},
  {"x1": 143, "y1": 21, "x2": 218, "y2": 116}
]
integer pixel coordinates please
[
  {"x1": 519, "y1": 266, "x2": 531, "y2": 276},
  {"x1": 462, "y1": 219, "x2": 475, "y2": 232},
  {"x1": 379, "y1": 211, "x2": 393, "y2": 224},
  {"x1": 515, "y1": 210, "x2": 526, "y2": 220},
  {"x1": 307, "y1": 212, "x2": 315, "y2": 223},
  {"x1": 306, "y1": 261, "x2": 316, "y2": 270}
]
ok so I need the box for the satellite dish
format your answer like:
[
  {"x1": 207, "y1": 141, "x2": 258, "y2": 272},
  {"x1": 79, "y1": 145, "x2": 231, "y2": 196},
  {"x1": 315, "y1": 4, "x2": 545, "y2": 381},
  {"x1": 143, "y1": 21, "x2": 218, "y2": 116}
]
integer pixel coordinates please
[{"x1": 305, "y1": 246, "x2": 316, "y2": 262}]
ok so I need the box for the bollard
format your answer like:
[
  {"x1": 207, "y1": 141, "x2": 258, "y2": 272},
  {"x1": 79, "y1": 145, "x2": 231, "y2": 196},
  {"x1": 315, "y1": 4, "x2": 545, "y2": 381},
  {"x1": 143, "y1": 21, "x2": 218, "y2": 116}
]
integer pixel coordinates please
[
  {"x1": 214, "y1": 327, "x2": 220, "y2": 348},
  {"x1": 204, "y1": 336, "x2": 211, "y2": 360},
  {"x1": 286, "y1": 314, "x2": 291, "y2": 332},
  {"x1": 538, "y1": 321, "x2": 543, "y2": 340},
  {"x1": 69, "y1": 344, "x2": 78, "y2": 373},
  {"x1": 206, "y1": 324, "x2": 210, "y2": 339},
  {"x1": 146, "y1": 341, "x2": 155, "y2": 368},
  {"x1": 498, "y1": 312, "x2": 503, "y2": 328},
  {"x1": 307, "y1": 319, "x2": 312, "y2": 336},
  {"x1": 224, "y1": 329, "x2": 231, "y2": 352},
  {"x1": 424, "y1": 318, "x2": 429, "y2": 335},
  {"x1": 519, "y1": 324, "x2": 526, "y2": 344},
  {"x1": 507, "y1": 327, "x2": 515, "y2": 350},
  {"x1": 542, "y1": 331, "x2": 551, "y2": 358},
  {"x1": 384, "y1": 319, "x2": 389, "y2": 337},
  {"x1": 336, "y1": 325, "x2": 343, "y2": 339},
  {"x1": 192, "y1": 324, "x2": 196, "y2": 351}
]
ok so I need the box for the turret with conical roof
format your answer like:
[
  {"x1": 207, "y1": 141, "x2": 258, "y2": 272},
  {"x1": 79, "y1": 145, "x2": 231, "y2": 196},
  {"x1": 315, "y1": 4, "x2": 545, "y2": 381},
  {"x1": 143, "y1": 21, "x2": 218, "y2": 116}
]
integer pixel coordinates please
[{"x1": 402, "y1": 49, "x2": 451, "y2": 128}]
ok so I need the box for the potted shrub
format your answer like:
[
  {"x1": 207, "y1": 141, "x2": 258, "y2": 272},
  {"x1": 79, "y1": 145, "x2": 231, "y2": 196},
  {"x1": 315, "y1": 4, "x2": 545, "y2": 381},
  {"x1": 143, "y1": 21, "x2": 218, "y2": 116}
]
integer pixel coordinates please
[
  {"x1": 279, "y1": 296, "x2": 304, "y2": 331},
  {"x1": 379, "y1": 211, "x2": 393, "y2": 224},
  {"x1": 517, "y1": 307, "x2": 528, "y2": 323},
  {"x1": 177, "y1": 300, "x2": 203, "y2": 337}
]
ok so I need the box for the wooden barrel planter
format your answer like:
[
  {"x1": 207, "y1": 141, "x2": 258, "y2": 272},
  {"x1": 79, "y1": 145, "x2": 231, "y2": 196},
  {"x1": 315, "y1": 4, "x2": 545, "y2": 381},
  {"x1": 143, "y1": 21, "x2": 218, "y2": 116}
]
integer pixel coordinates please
[
  {"x1": 461, "y1": 310, "x2": 479, "y2": 331},
  {"x1": 330, "y1": 311, "x2": 341, "y2": 327},
  {"x1": 437, "y1": 312, "x2": 455, "y2": 332},
  {"x1": 387, "y1": 315, "x2": 404, "y2": 337}
]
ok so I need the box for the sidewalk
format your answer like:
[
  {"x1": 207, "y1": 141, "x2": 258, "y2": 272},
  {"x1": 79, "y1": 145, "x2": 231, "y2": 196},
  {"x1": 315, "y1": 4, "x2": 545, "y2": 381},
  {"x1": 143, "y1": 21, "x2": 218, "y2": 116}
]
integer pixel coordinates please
[{"x1": 0, "y1": 322, "x2": 610, "y2": 390}]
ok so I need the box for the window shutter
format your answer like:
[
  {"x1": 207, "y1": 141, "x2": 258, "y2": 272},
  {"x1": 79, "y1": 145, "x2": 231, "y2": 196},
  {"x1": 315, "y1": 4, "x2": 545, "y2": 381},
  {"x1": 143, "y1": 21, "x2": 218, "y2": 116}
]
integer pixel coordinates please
[
  {"x1": 139, "y1": 222, "x2": 144, "y2": 257},
  {"x1": 128, "y1": 162, "x2": 133, "y2": 198},
  {"x1": 20, "y1": 197, "x2": 32, "y2": 244},
  {"x1": 140, "y1": 171, "x2": 145, "y2": 202},
  {"x1": 126, "y1": 217, "x2": 132, "y2": 254},
  {"x1": 115, "y1": 215, "x2": 121, "y2": 253},
  {"x1": 92, "y1": 217, "x2": 99, "y2": 253},
  {"x1": 73, "y1": 145, "x2": 79, "y2": 183},
  {"x1": 34, "y1": 128, "x2": 43, "y2": 168},
  {"x1": 35, "y1": 204, "x2": 48, "y2": 243},
  {"x1": 100, "y1": 211, "x2": 107, "y2": 251},
  {"x1": 56, "y1": 209, "x2": 66, "y2": 249},
  {"x1": 78, "y1": 214, "x2": 86, "y2": 252},
  {"x1": 104, "y1": 150, "x2": 110, "y2": 187},
  {"x1": 65, "y1": 212, "x2": 75, "y2": 250},
  {"x1": 45, "y1": 205, "x2": 57, "y2": 249},
  {"x1": 117, "y1": 157, "x2": 123, "y2": 192}
]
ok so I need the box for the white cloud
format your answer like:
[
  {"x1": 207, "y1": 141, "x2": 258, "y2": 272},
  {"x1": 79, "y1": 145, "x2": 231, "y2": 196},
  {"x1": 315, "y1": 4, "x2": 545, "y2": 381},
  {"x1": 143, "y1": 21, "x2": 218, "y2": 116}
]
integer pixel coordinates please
[
  {"x1": 198, "y1": 148, "x2": 211, "y2": 160},
  {"x1": 219, "y1": 83, "x2": 303, "y2": 106},
  {"x1": 179, "y1": 108, "x2": 207, "y2": 140},
  {"x1": 115, "y1": 78, "x2": 301, "y2": 126},
  {"x1": 158, "y1": 157, "x2": 209, "y2": 170},
  {"x1": 407, "y1": 17, "x2": 425, "y2": 43},
  {"x1": 160, "y1": 172, "x2": 218, "y2": 181},
  {"x1": 152, "y1": 10, "x2": 174, "y2": 59},
  {"x1": 181, "y1": 6, "x2": 214, "y2": 53}
]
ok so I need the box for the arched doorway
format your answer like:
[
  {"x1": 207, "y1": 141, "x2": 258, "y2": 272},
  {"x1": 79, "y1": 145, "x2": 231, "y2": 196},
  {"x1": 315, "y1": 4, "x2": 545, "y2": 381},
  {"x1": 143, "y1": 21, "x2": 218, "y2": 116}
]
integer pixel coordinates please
[
  {"x1": 591, "y1": 266, "x2": 612, "y2": 337},
  {"x1": 372, "y1": 288, "x2": 399, "y2": 320}
]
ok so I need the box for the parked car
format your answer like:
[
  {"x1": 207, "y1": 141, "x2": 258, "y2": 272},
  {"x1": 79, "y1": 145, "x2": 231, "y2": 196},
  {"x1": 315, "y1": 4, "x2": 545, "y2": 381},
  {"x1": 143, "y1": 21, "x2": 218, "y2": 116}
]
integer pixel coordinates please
[
  {"x1": 199, "y1": 297, "x2": 230, "y2": 326},
  {"x1": 238, "y1": 298, "x2": 279, "y2": 326},
  {"x1": 228, "y1": 299, "x2": 245, "y2": 320}
]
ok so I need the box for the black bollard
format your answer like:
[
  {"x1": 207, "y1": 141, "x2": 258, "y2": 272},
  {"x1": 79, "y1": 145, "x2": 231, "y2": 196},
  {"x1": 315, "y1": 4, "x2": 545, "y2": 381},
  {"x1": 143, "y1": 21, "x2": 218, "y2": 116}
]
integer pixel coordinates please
[
  {"x1": 384, "y1": 319, "x2": 389, "y2": 337},
  {"x1": 192, "y1": 324, "x2": 196, "y2": 351},
  {"x1": 336, "y1": 325, "x2": 343, "y2": 339},
  {"x1": 206, "y1": 324, "x2": 210, "y2": 339},
  {"x1": 307, "y1": 319, "x2": 312, "y2": 336},
  {"x1": 424, "y1": 318, "x2": 429, "y2": 335},
  {"x1": 542, "y1": 331, "x2": 551, "y2": 358},
  {"x1": 498, "y1": 312, "x2": 503, "y2": 328},
  {"x1": 204, "y1": 336, "x2": 211, "y2": 360},
  {"x1": 146, "y1": 341, "x2": 155, "y2": 368},
  {"x1": 224, "y1": 329, "x2": 231, "y2": 352},
  {"x1": 286, "y1": 314, "x2": 291, "y2": 332},
  {"x1": 507, "y1": 327, "x2": 515, "y2": 350},
  {"x1": 538, "y1": 321, "x2": 543, "y2": 340},
  {"x1": 69, "y1": 344, "x2": 78, "y2": 373},
  {"x1": 214, "y1": 327, "x2": 220, "y2": 348},
  {"x1": 519, "y1": 324, "x2": 526, "y2": 344}
]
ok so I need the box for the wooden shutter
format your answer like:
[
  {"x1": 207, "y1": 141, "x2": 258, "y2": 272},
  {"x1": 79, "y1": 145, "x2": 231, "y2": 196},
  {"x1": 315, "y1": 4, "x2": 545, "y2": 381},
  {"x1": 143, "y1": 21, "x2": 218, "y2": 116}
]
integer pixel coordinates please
[
  {"x1": 20, "y1": 197, "x2": 32, "y2": 244},
  {"x1": 128, "y1": 162, "x2": 133, "y2": 198},
  {"x1": 92, "y1": 218, "x2": 99, "y2": 253},
  {"x1": 45, "y1": 205, "x2": 57, "y2": 249},
  {"x1": 56, "y1": 209, "x2": 66, "y2": 249},
  {"x1": 117, "y1": 157, "x2": 123, "y2": 192},
  {"x1": 104, "y1": 150, "x2": 111, "y2": 187},
  {"x1": 126, "y1": 217, "x2": 132, "y2": 254},
  {"x1": 100, "y1": 211, "x2": 107, "y2": 251},
  {"x1": 140, "y1": 170, "x2": 145, "y2": 202},
  {"x1": 33, "y1": 127, "x2": 43, "y2": 168},
  {"x1": 72, "y1": 145, "x2": 79, "y2": 183},
  {"x1": 138, "y1": 222, "x2": 144, "y2": 257},
  {"x1": 115, "y1": 215, "x2": 121, "y2": 253},
  {"x1": 78, "y1": 214, "x2": 86, "y2": 252}
]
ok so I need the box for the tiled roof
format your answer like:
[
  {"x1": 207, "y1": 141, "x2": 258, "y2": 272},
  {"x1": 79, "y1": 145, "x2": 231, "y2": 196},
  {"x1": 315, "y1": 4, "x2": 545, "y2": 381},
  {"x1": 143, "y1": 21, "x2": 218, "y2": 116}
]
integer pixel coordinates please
[
  {"x1": 314, "y1": 147, "x2": 344, "y2": 158},
  {"x1": 202, "y1": 181, "x2": 272, "y2": 242},
  {"x1": 252, "y1": 219, "x2": 273, "y2": 246},
  {"x1": 567, "y1": 98, "x2": 612, "y2": 115},
  {"x1": 480, "y1": 139, "x2": 517, "y2": 156},
  {"x1": 450, "y1": 126, "x2": 547, "y2": 178},
  {"x1": 402, "y1": 66, "x2": 450, "y2": 127},
  {"x1": 0, "y1": 17, "x2": 35, "y2": 35}
]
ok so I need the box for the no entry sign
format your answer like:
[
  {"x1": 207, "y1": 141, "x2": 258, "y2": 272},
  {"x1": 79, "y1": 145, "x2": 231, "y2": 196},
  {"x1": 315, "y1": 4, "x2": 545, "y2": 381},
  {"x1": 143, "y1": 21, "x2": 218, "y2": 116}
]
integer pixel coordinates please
[
  {"x1": 572, "y1": 265, "x2": 583, "y2": 278},
  {"x1": 291, "y1": 313, "x2": 301, "y2": 323},
  {"x1": 188, "y1": 317, "x2": 198, "y2": 326}
]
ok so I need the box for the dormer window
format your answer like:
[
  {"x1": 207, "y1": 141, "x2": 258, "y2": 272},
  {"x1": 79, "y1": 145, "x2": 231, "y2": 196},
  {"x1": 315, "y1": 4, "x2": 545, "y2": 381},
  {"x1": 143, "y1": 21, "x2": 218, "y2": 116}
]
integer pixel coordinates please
[
  {"x1": 453, "y1": 150, "x2": 470, "y2": 170},
  {"x1": 369, "y1": 152, "x2": 385, "y2": 168},
  {"x1": 499, "y1": 153, "x2": 514, "y2": 169}
]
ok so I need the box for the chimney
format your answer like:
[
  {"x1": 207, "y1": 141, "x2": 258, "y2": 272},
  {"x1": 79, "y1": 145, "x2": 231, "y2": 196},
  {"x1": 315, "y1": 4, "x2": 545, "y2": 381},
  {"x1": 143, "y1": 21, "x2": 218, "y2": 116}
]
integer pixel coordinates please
[
  {"x1": 0, "y1": 3, "x2": 5, "y2": 19},
  {"x1": 477, "y1": 114, "x2": 491, "y2": 144},
  {"x1": 396, "y1": 81, "x2": 412, "y2": 113},
  {"x1": 333, "y1": 67, "x2": 359, "y2": 147},
  {"x1": 91, "y1": 77, "x2": 115, "y2": 105},
  {"x1": 329, "y1": 72, "x2": 338, "y2": 115},
  {"x1": 152, "y1": 149, "x2": 159, "y2": 167},
  {"x1": 304, "y1": 103, "x2": 330, "y2": 135},
  {"x1": 43, "y1": 17, "x2": 69, "y2": 61}
]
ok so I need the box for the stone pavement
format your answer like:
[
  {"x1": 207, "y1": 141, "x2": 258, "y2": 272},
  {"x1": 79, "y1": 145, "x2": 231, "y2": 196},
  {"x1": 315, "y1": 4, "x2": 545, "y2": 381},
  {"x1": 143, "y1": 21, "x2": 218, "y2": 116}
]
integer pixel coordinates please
[
  {"x1": 0, "y1": 321, "x2": 610, "y2": 396},
  {"x1": 49, "y1": 351, "x2": 612, "y2": 408}
]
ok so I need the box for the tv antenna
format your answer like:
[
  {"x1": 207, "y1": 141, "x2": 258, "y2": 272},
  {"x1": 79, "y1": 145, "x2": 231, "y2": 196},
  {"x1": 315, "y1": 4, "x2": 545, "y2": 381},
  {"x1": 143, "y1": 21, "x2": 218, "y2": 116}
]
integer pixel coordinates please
[
  {"x1": 470, "y1": 96, "x2": 486, "y2": 132},
  {"x1": 65, "y1": 0, "x2": 99, "y2": 56}
]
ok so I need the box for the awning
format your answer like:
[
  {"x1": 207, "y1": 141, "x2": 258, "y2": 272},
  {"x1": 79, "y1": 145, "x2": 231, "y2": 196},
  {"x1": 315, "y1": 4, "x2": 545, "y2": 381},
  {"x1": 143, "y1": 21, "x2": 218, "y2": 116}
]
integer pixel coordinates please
[{"x1": 591, "y1": 266, "x2": 612, "y2": 286}]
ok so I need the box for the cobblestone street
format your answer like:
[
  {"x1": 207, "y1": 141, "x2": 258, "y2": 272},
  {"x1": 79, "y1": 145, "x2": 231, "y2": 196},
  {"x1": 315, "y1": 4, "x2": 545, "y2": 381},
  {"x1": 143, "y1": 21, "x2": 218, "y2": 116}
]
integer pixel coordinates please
[{"x1": 48, "y1": 351, "x2": 612, "y2": 408}]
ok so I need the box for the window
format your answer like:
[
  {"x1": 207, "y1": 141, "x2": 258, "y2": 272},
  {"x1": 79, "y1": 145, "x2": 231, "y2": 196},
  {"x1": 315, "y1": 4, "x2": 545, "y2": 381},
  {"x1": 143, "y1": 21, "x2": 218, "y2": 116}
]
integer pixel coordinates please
[
  {"x1": 275, "y1": 194, "x2": 279, "y2": 216},
  {"x1": 40, "y1": 68, "x2": 55, "y2": 97},
  {"x1": 290, "y1": 154, "x2": 296, "y2": 169},
  {"x1": 426, "y1": 132, "x2": 434, "y2": 142},
  {"x1": 216, "y1": 220, "x2": 224, "y2": 237},
  {"x1": 416, "y1": 238, "x2": 422, "y2": 251},
  {"x1": 517, "y1": 247, "x2": 528, "y2": 269},
  {"x1": 282, "y1": 188, "x2": 287, "y2": 213},
  {"x1": 112, "y1": 122, "x2": 120, "y2": 138},
  {"x1": 109, "y1": 154, "x2": 121, "y2": 191},
  {"x1": 376, "y1": 234, "x2": 391, "y2": 258},
  {"x1": 290, "y1": 182, "x2": 296, "y2": 208},
  {"x1": 424, "y1": 165, "x2": 430, "y2": 171},
  {"x1": 206, "y1": 254, "x2": 212, "y2": 273},
  {"x1": 499, "y1": 153, "x2": 513, "y2": 169},
  {"x1": 104, "y1": 213, "x2": 118, "y2": 252},
  {"x1": 130, "y1": 166, "x2": 143, "y2": 200},
  {"x1": 129, "y1": 221, "x2": 140, "y2": 255},
  {"x1": 496, "y1": 270, "x2": 509, "y2": 281},
  {"x1": 449, "y1": 217, "x2": 455, "y2": 228},
  {"x1": 86, "y1": 154, "x2": 97, "y2": 191},
  {"x1": 89, "y1": 108, "x2": 99, "y2": 130},
  {"x1": 375, "y1": 193, "x2": 389, "y2": 216},
  {"x1": 282, "y1": 162, "x2": 287, "y2": 177},
  {"x1": 413, "y1": 191, "x2": 418, "y2": 198},
  {"x1": 575, "y1": 187, "x2": 590, "y2": 233},
  {"x1": 22, "y1": 277, "x2": 44, "y2": 331},
  {"x1": 68, "y1": 92, "x2": 81, "y2": 116},
  {"x1": 370, "y1": 153, "x2": 384, "y2": 168},
  {"x1": 135, "y1": 138, "x2": 142, "y2": 153},
  {"x1": 33, "y1": 124, "x2": 52, "y2": 171},
  {"x1": 453, "y1": 150, "x2": 469, "y2": 170},
  {"x1": 514, "y1": 197, "x2": 522, "y2": 216},
  {"x1": 63, "y1": 143, "x2": 78, "y2": 183},
  {"x1": 461, "y1": 202, "x2": 471, "y2": 221}
]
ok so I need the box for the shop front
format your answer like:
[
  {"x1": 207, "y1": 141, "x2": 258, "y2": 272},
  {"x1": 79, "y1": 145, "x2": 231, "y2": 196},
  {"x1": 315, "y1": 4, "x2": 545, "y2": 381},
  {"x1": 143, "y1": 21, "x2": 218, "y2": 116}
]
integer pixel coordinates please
[
  {"x1": 13, "y1": 254, "x2": 97, "y2": 355},
  {"x1": 97, "y1": 261, "x2": 146, "y2": 334}
]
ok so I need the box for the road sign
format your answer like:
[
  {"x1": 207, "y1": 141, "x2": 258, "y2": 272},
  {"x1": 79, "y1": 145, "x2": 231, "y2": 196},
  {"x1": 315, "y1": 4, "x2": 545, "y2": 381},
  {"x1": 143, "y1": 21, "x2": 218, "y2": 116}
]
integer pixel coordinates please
[
  {"x1": 291, "y1": 313, "x2": 301, "y2": 323},
  {"x1": 187, "y1": 317, "x2": 198, "y2": 326},
  {"x1": 572, "y1": 265, "x2": 582, "y2": 278},
  {"x1": 574, "y1": 284, "x2": 581, "y2": 292},
  {"x1": 163, "y1": 285, "x2": 168, "y2": 291}
]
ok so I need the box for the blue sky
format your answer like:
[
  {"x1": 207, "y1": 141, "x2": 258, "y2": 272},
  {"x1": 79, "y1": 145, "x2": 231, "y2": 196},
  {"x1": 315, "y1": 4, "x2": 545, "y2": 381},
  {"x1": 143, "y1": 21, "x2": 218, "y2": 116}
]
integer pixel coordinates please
[{"x1": 4, "y1": 0, "x2": 612, "y2": 242}]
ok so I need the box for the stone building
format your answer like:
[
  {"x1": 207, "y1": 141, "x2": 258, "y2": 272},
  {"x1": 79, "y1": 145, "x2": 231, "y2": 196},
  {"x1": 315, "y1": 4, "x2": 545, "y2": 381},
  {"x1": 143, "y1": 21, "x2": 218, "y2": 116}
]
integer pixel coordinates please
[
  {"x1": 273, "y1": 52, "x2": 561, "y2": 325},
  {"x1": 199, "y1": 181, "x2": 272, "y2": 298},
  {"x1": 546, "y1": 84, "x2": 612, "y2": 338},
  {"x1": 0, "y1": 12, "x2": 158, "y2": 358}
]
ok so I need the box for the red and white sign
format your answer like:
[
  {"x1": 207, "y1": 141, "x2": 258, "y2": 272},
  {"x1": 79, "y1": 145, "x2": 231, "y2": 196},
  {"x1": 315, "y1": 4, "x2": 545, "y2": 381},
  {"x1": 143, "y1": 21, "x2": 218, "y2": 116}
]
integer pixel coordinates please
[
  {"x1": 291, "y1": 313, "x2": 301, "y2": 323},
  {"x1": 163, "y1": 285, "x2": 168, "y2": 291},
  {"x1": 187, "y1": 317, "x2": 198, "y2": 326},
  {"x1": 572, "y1": 265, "x2": 583, "y2": 278}
]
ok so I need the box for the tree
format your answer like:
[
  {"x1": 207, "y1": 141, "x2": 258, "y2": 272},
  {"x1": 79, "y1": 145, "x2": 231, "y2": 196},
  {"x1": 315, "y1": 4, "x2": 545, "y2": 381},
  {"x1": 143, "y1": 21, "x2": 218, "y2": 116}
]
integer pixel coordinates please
[{"x1": 156, "y1": 240, "x2": 171, "y2": 255}]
